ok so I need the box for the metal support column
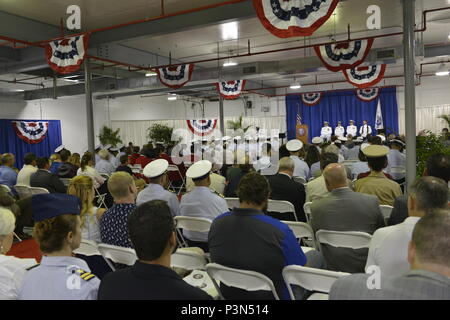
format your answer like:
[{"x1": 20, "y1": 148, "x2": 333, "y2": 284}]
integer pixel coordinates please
[
  {"x1": 84, "y1": 58, "x2": 95, "y2": 156},
  {"x1": 403, "y1": 0, "x2": 417, "y2": 192},
  {"x1": 219, "y1": 95, "x2": 225, "y2": 136}
]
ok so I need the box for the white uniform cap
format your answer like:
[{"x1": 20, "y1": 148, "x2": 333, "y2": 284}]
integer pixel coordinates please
[
  {"x1": 362, "y1": 145, "x2": 390, "y2": 158},
  {"x1": 110, "y1": 147, "x2": 119, "y2": 152},
  {"x1": 286, "y1": 139, "x2": 303, "y2": 152},
  {"x1": 117, "y1": 144, "x2": 125, "y2": 149},
  {"x1": 222, "y1": 136, "x2": 231, "y2": 141},
  {"x1": 334, "y1": 140, "x2": 342, "y2": 145},
  {"x1": 54, "y1": 145, "x2": 65, "y2": 153},
  {"x1": 361, "y1": 143, "x2": 370, "y2": 151},
  {"x1": 143, "y1": 159, "x2": 169, "y2": 178},
  {"x1": 391, "y1": 139, "x2": 406, "y2": 146},
  {"x1": 349, "y1": 120, "x2": 355, "y2": 123},
  {"x1": 377, "y1": 134, "x2": 386, "y2": 142},
  {"x1": 355, "y1": 137, "x2": 364, "y2": 142},
  {"x1": 104, "y1": 144, "x2": 112, "y2": 150},
  {"x1": 95, "y1": 144, "x2": 102, "y2": 150},
  {"x1": 312, "y1": 137, "x2": 323, "y2": 144},
  {"x1": 0, "y1": 208, "x2": 15, "y2": 235},
  {"x1": 233, "y1": 136, "x2": 242, "y2": 140},
  {"x1": 338, "y1": 137, "x2": 348, "y2": 142},
  {"x1": 186, "y1": 160, "x2": 212, "y2": 179}
]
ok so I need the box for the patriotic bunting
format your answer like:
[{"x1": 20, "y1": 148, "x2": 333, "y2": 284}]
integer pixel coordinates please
[
  {"x1": 12, "y1": 121, "x2": 49, "y2": 144},
  {"x1": 343, "y1": 64, "x2": 386, "y2": 88},
  {"x1": 301, "y1": 92, "x2": 322, "y2": 106},
  {"x1": 187, "y1": 119, "x2": 218, "y2": 137},
  {"x1": 156, "y1": 64, "x2": 195, "y2": 89},
  {"x1": 356, "y1": 88, "x2": 379, "y2": 102},
  {"x1": 45, "y1": 34, "x2": 89, "y2": 74},
  {"x1": 252, "y1": 0, "x2": 339, "y2": 38},
  {"x1": 314, "y1": 39, "x2": 374, "y2": 72},
  {"x1": 216, "y1": 80, "x2": 246, "y2": 100}
]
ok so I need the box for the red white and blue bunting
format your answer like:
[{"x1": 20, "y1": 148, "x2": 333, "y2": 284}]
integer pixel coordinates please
[
  {"x1": 343, "y1": 64, "x2": 386, "y2": 89},
  {"x1": 253, "y1": 0, "x2": 339, "y2": 38},
  {"x1": 216, "y1": 80, "x2": 246, "y2": 100},
  {"x1": 45, "y1": 34, "x2": 89, "y2": 74},
  {"x1": 314, "y1": 39, "x2": 374, "y2": 72},
  {"x1": 156, "y1": 64, "x2": 195, "y2": 89},
  {"x1": 12, "y1": 121, "x2": 49, "y2": 144},
  {"x1": 301, "y1": 92, "x2": 322, "y2": 106},
  {"x1": 356, "y1": 88, "x2": 380, "y2": 102},
  {"x1": 187, "y1": 119, "x2": 218, "y2": 137}
]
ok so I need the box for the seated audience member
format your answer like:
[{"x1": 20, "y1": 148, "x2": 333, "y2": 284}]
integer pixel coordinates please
[
  {"x1": 134, "y1": 145, "x2": 155, "y2": 170},
  {"x1": 267, "y1": 157, "x2": 306, "y2": 222},
  {"x1": 387, "y1": 139, "x2": 406, "y2": 181},
  {"x1": 180, "y1": 160, "x2": 228, "y2": 252},
  {"x1": 252, "y1": 142, "x2": 273, "y2": 174},
  {"x1": 224, "y1": 155, "x2": 253, "y2": 197},
  {"x1": 77, "y1": 153, "x2": 105, "y2": 189},
  {"x1": 388, "y1": 153, "x2": 450, "y2": 226},
  {"x1": 95, "y1": 150, "x2": 116, "y2": 176},
  {"x1": 136, "y1": 159, "x2": 180, "y2": 217},
  {"x1": 310, "y1": 163, "x2": 384, "y2": 273},
  {"x1": 19, "y1": 194, "x2": 100, "y2": 300},
  {"x1": 98, "y1": 200, "x2": 212, "y2": 300},
  {"x1": 323, "y1": 144, "x2": 345, "y2": 163},
  {"x1": 115, "y1": 155, "x2": 133, "y2": 176},
  {"x1": 69, "y1": 153, "x2": 81, "y2": 169},
  {"x1": 49, "y1": 153, "x2": 62, "y2": 174},
  {"x1": 305, "y1": 153, "x2": 339, "y2": 203},
  {"x1": 330, "y1": 210, "x2": 450, "y2": 300},
  {"x1": 30, "y1": 157, "x2": 67, "y2": 193},
  {"x1": 345, "y1": 138, "x2": 363, "y2": 160},
  {"x1": 0, "y1": 208, "x2": 37, "y2": 300},
  {"x1": 68, "y1": 176, "x2": 106, "y2": 243},
  {"x1": 312, "y1": 137, "x2": 323, "y2": 153},
  {"x1": 209, "y1": 172, "x2": 307, "y2": 300},
  {"x1": 354, "y1": 145, "x2": 402, "y2": 206},
  {"x1": 128, "y1": 146, "x2": 141, "y2": 165},
  {"x1": 0, "y1": 153, "x2": 18, "y2": 188},
  {"x1": 366, "y1": 177, "x2": 448, "y2": 278},
  {"x1": 186, "y1": 162, "x2": 226, "y2": 194},
  {"x1": 57, "y1": 149, "x2": 78, "y2": 179},
  {"x1": 16, "y1": 153, "x2": 38, "y2": 187},
  {"x1": 286, "y1": 139, "x2": 310, "y2": 180},
  {"x1": 351, "y1": 145, "x2": 370, "y2": 180},
  {"x1": 99, "y1": 172, "x2": 137, "y2": 248},
  {"x1": 304, "y1": 145, "x2": 321, "y2": 178}
]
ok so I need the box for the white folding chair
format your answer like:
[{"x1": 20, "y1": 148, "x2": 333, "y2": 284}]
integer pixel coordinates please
[
  {"x1": 303, "y1": 202, "x2": 312, "y2": 224},
  {"x1": 94, "y1": 188, "x2": 108, "y2": 208},
  {"x1": 29, "y1": 187, "x2": 50, "y2": 195},
  {"x1": 293, "y1": 176, "x2": 306, "y2": 184},
  {"x1": 171, "y1": 248, "x2": 208, "y2": 271},
  {"x1": 268, "y1": 200, "x2": 297, "y2": 221},
  {"x1": 379, "y1": 205, "x2": 394, "y2": 224},
  {"x1": 13, "y1": 185, "x2": 32, "y2": 199},
  {"x1": 282, "y1": 265, "x2": 350, "y2": 300},
  {"x1": 390, "y1": 166, "x2": 406, "y2": 175},
  {"x1": 60, "y1": 178, "x2": 71, "y2": 187},
  {"x1": 167, "y1": 165, "x2": 185, "y2": 195},
  {"x1": 97, "y1": 243, "x2": 137, "y2": 271},
  {"x1": 0, "y1": 184, "x2": 11, "y2": 193},
  {"x1": 282, "y1": 221, "x2": 317, "y2": 249},
  {"x1": 100, "y1": 173, "x2": 110, "y2": 180},
  {"x1": 174, "y1": 216, "x2": 212, "y2": 248},
  {"x1": 225, "y1": 197, "x2": 240, "y2": 210},
  {"x1": 73, "y1": 239, "x2": 100, "y2": 256},
  {"x1": 132, "y1": 164, "x2": 142, "y2": 170},
  {"x1": 315, "y1": 230, "x2": 372, "y2": 250},
  {"x1": 205, "y1": 263, "x2": 280, "y2": 300}
]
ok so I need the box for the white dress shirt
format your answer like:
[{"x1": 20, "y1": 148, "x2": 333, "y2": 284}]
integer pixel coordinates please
[
  {"x1": 359, "y1": 124, "x2": 372, "y2": 138},
  {"x1": 290, "y1": 155, "x2": 310, "y2": 180},
  {"x1": 0, "y1": 255, "x2": 36, "y2": 300},
  {"x1": 95, "y1": 159, "x2": 116, "y2": 175},
  {"x1": 351, "y1": 161, "x2": 370, "y2": 179},
  {"x1": 365, "y1": 217, "x2": 420, "y2": 278},
  {"x1": 334, "y1": 126, "x2": 345, "y2": 138},
  {"x1": 136, "y1": 183, "x2": 180, "y2": 217},
  {"x1": 16, "y1": 165, "x2": 38, "y2": 186},
  {"x1": 387, "y1": 149, "x2": 406, "y2": 180}
]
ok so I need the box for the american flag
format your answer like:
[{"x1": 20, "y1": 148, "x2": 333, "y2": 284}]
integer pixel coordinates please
[{"x1": 297, "y1": 113, "x2": 302, "y2": 125}]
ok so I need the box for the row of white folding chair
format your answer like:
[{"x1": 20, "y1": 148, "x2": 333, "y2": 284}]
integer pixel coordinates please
[
  {"x1": 282, "y1": 221, "x2": 317, "y2": 250},
  {"x1": 167, "y1": 165, "x2": 185, "y2": 195},
  {"x1": 13, "y1": 184, "x2": 49, "y2": 198},
  {"x1": 174, "y1": 216, "x2": 212, "y2": 248},
  {"x1": 225, "y1": 198, "x2": 297, "y2": 221}
]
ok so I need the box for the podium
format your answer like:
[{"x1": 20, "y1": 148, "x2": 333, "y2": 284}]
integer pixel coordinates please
[{"x1": 296, "y1": 124, "x2": 308, "y2": 145}]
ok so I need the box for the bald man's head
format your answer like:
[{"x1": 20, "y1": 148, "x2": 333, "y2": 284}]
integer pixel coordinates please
[{"x1": 323, "y1": 163, "x2": 348, "y2": 192}]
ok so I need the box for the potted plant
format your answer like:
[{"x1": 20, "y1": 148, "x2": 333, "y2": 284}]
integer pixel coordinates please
[
  {"x1": 416, "y1": 130, "x2": 450, "y2": 177},
  {"x1": 98, "y1": 126, "x2": 122, "y2": 147},
  {"x1": 147, "y1": 123, "x2": 174, "y2": 146},
  {"x1": 226, "y1": 114, "x2": 252, "y2": 138}
]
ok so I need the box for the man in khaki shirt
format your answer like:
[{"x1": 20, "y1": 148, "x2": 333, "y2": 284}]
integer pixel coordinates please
[{"x1": 355, "y1": 145, "x2": 402, "y2": 206}]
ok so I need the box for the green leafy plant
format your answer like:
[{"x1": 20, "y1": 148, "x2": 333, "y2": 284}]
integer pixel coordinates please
[
  {"x1": 147, "y1": 123, "x2": 174, "y2": 146},
  {"x1": 438, "y1": 114, "x2": 450, "y2": 128},
  {"x1": 98, "y1": 126, "x2": 122, "y2": 147},
  {"x1": 226, "y1": 115, "x2": 252, "y2": 132},
  {"x1": 416, "y1": 130, "x2": 450, "y2": 177}
]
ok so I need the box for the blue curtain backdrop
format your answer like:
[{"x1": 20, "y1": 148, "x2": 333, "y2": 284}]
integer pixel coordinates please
[
  {"x1": 0, "y1": 119, "x2": 62, "y2": 169},
  {"x1": 286, "y1": 87, "x2": 399, "y2": 142}
]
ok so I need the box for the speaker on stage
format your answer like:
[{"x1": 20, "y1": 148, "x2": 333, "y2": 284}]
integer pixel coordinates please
[{"x1": 296, "y1": 124, "x2": 308, "y2": 145}]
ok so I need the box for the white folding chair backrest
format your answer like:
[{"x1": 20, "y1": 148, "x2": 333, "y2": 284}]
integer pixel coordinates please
[
  {"x1": 303, "y1": 201, "x2": 312, "y2": 224},
  {"x1": 167, "y1": 165, "x2": 185, "y2": 195},
  {"x1": 268, "y1": 200, "x2": 297, "y2": 221},
  {"x1": 390, "y1": 166, "x2": 406, "y2": 175},
  {"x1": 379, "y1": 205, "x2": 394, "y2": 222},
  {"x1": 97, "y1": 243, "x2": 137, "y2": 271},
  {"x1": 282, "y1": 265, "x2": 350, "y2": 299},
  {"x1": 73, "y1": 239, "x2": 100, "y2": 256},
  {"x1": 316, "y1": 230, "x2": 372, "y2": 250},
  {"x1": 0, "y1": 184, "x2": 11, "y2": 193},
  {"x1": 282, "y1": 221, "x2": 317, "y2": 249},
  {"x1": 205, "y1": 263, "x2": 279, "y2": 300},
  {"x1": 293, "y1": 176, "x2": 306, "y2": 184},
  {"x1": 14, "y1": 185, "x2": 32, "y2": 199},
  {"x1": 174, "y1": 216, "x2": 212, "y2": 233},
  {"x1": 225, "y1": 197, "x2": 240, "y2": 210},
  {"x1": 30, "y1": 187, "x2": 50, "y2": 195},
  {"x1": 171, "y1": 249, "x2": 208, "y2": 270}
]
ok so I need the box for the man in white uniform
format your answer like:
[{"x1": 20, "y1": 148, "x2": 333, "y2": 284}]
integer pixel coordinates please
[
  {"x1": 346, "y1": 120, "x2": 357, "y2": 138},
  {"x1": 136, "y1": 159, "x2": 180, "y2": 217},
  {"x1": 320, "y1": 121, "x2": 332, "y2": 142},
  {"x1": 286, "y1": 139, "x2": 310, "y2": 180},
  {"x1": 334, "y1": 121, "x2": 345, "y2": 138},
  {"x1": 359, "y1": 120, "x2": 372, "y2": 139}
]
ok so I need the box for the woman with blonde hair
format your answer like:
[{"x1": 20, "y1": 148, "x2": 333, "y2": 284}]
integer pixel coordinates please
[
  {"x1": 69, "y1": 153, "x2": 81, "y2": 168},
  {"x1": 77, "y1": 153, "x2": 105, "y2": 189},
  {"x1": 67, "y1": 175, "x2": 105, "y2": 243}
]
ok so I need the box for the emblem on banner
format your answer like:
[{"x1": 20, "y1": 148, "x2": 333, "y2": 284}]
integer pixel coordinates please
[
  {"x1": 216, "y1": 80, "x2": 246, "y2": 100},
  {"x1": 156, "y1": 64, "x2": 195, "y2": 89},
  {"x1": 45, "y1": 34, "x2": 89, "y2": 74},
  {"x1": 187, "y1": 119, "x2": 218, "y2": 137},
  {"x1": 356, "y1": 88, "x2": 380, "y2": 102},
  {"x1": 301, "y1": 92, "x2": 322, "y2": 106},
  {"x1": 12, "y1": 121, "x2": 49, "y2": 144},
  {"x1": 343, "y1": 64, "x2": 386, "y2": 88}
]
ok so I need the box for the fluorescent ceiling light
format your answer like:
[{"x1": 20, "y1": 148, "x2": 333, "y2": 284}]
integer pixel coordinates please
[
  {"x1": 167, "y1": 94, "x2": 177, "y2": 101},
  {"x1": 289, "y1": 81, "x2": 301, "y2": 89},
  {"x1": 223, "y1": 61, "x2": 238, "y2": 67},
  {"x1": 436, "y1": 63, "x2": 449, "y2": 76},
  {"x1": 221, "y1": 21, "x2": 238, "y2": 40},
  {"x1": 13, "y1": 89, "x2": 25, "y2": 92},
  {"x1": 145, "y1": 73, "x2": 157, "y2": 77}
]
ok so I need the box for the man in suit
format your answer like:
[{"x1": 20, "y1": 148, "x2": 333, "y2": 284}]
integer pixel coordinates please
[
  {"x1": 310, "y1": 163, "x2": 385, "y2": 273},
  {"x1": 30, "y1": 157, "x2": 66, "y2": 193},
  {"x1": 330, "y1": 209, "x2": 450, "y2": 300},
  {"x1": 267, "y1": 157, "x2": 306, "y2": 222}
]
